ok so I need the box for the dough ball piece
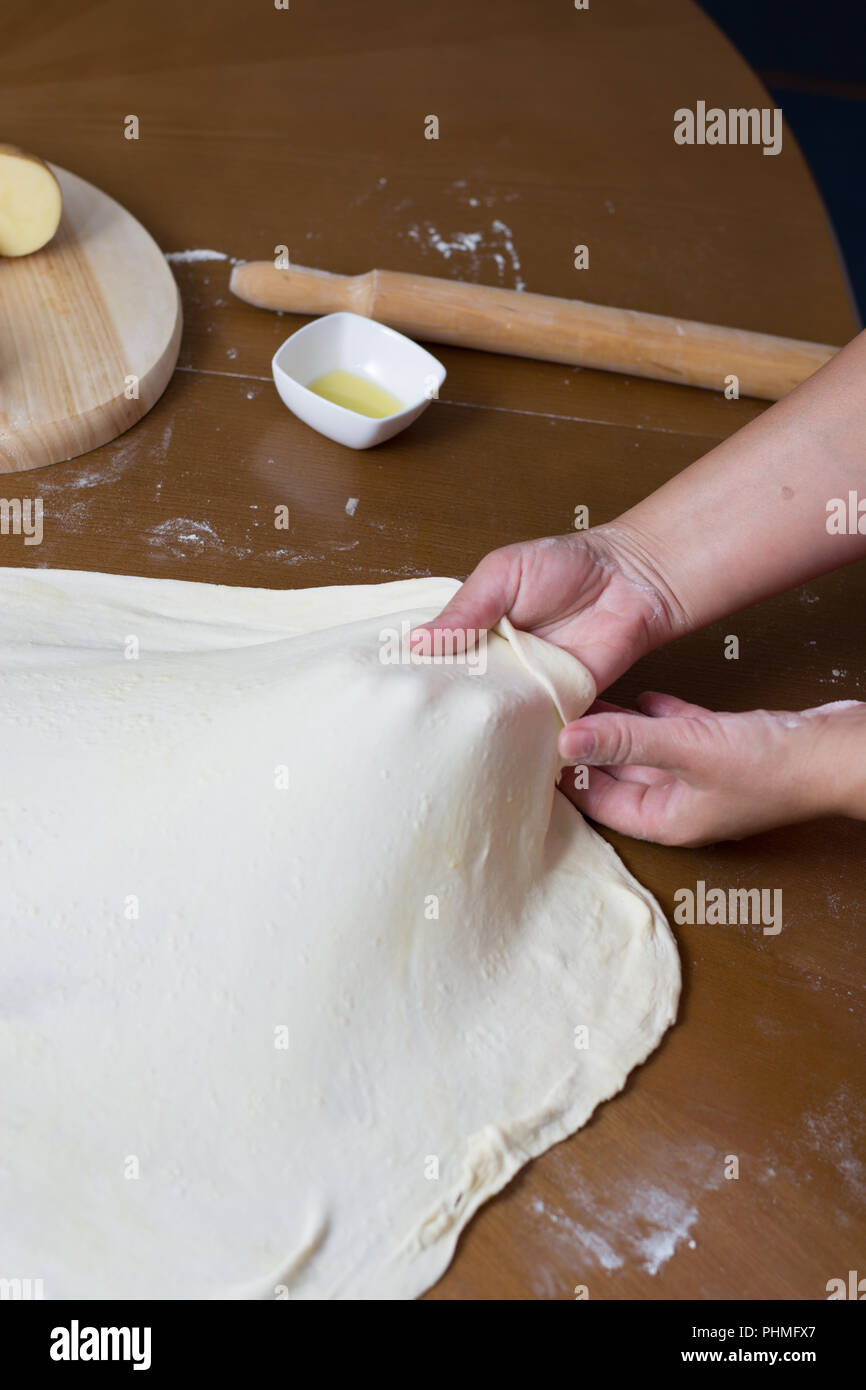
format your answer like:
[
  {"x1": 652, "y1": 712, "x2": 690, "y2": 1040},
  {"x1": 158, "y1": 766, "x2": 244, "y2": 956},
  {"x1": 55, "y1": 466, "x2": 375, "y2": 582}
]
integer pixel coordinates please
[{"x1": 0, "y1": 144, "x2": 62, "y2": 256}]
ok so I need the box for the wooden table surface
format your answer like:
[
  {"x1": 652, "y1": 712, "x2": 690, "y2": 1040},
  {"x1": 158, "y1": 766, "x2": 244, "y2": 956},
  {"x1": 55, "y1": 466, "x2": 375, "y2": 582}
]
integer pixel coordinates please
[{"x1": 2, "y1": 0, "x2": 863, "y2": 1300}]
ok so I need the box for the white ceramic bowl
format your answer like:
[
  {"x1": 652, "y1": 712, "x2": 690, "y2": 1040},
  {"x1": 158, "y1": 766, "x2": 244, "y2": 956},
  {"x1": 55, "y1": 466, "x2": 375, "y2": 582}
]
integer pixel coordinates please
[{"x1": 271, "y1": 312, "x2": 447, "y2": 449}]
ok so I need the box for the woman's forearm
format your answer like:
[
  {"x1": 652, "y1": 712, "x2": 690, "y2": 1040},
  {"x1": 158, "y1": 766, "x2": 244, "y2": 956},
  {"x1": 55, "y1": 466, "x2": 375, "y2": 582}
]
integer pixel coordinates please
[{"x1": 603, "y1": 328, "x2": 866, "y2": 646}]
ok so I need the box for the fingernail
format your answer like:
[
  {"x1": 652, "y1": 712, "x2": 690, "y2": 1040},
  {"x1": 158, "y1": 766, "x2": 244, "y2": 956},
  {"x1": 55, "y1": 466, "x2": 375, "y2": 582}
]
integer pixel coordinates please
[{"x1": 559, "y1": 729, "x2": 596, "y2": 762}]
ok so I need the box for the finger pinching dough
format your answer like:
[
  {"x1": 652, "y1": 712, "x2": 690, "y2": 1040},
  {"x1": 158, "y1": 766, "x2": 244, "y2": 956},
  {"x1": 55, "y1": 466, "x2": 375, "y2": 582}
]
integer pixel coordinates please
[{"x1": 0, "y1": 568, "x2": 679, "y2": 1299}]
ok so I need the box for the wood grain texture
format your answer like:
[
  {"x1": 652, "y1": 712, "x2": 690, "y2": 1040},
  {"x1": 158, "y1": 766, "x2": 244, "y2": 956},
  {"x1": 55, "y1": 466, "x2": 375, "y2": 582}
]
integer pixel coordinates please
[
  {"x1": 0, "y1": 0, "x2": 862, "y2": 1301},
  {"x1": 0, "y1": 165, "x2": 181, "y2": 473}
]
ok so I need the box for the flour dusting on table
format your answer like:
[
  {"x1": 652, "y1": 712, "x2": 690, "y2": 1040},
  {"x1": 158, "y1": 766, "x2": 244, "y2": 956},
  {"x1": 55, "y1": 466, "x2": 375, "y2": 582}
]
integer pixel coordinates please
[
  {"x1": 404, "y1": 217, "x2": 526, "y2": 290},
  {"x1": 165, "y1": 248, "x2": 230, "y2": 264}
]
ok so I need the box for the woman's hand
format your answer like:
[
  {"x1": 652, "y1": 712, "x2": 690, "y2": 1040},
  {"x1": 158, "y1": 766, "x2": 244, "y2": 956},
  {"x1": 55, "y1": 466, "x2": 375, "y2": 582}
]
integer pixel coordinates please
[
  {"x1": 559, "y1": 694, "x2": 866, "y2": 845},
  {"x1": 416, "y1": 526, "x2": 687, "y2": 693}
]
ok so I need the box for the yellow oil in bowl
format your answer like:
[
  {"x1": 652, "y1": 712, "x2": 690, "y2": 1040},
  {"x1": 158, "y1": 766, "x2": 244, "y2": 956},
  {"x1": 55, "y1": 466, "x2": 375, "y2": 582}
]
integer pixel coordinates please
[{"x1": 307, "y1": 369, "x2": 403, "y2": 419}]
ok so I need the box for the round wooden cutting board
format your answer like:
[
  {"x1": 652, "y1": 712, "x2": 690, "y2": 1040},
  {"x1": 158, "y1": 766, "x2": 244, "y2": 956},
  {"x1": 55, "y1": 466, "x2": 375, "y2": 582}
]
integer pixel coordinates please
[{"x1": 0, "y1": 163, "x2": 182, "y2": 475}]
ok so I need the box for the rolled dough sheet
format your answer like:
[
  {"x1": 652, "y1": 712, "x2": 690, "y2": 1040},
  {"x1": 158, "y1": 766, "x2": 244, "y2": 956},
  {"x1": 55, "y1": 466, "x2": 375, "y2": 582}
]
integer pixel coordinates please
[{"x1": 0, "y1": 567, "x2": 679, "y2": 1299}]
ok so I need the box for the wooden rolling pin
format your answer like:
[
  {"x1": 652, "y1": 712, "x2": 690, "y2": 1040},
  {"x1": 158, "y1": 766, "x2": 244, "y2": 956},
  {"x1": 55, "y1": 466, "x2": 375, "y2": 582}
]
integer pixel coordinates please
[{"x1": 230, "y1": 261, "x2": 839, "y2": 401}]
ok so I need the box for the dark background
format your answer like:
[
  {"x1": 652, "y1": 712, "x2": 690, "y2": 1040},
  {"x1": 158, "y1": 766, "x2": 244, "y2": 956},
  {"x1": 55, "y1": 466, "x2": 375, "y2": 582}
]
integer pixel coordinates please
[{"x1": 698, "y1": 0, "x2": 865, "y2": 321}]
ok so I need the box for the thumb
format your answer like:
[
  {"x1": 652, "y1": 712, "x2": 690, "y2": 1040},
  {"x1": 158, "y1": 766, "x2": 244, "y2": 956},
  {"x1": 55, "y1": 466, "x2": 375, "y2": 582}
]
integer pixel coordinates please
[
  {"x1": 413, "y1": 550, "x2": 519, "y2": 636},
  {"x1": 559, "y1": 711, "x2": 697, "y2": 770}
]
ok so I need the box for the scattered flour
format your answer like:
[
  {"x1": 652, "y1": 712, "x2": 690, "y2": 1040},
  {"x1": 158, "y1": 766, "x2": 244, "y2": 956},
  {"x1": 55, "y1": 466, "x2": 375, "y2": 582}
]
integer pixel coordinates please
[
  {"x1": 531, "y1": 1198, "x2": 624, "y2": 1270},
  {"x1": 531, "y1": 1144, "x2": 724, "y2": 1279},
  {"x1": 349, "y1": 175, "x2": 389, "y2": 208},
  {"x1": 35, "y1": 427, "x2": 174, "y2": 533},
  {"x1": 414, "y1": 228, "x2": 484, "y2": 258},
  {"x1": 817, "y1": 669, "x2": 862, "y2": 691},
  {"x1": 801, "y1": 1087, "x2": 866, "y2": 1201},
  {"x1": 630, "y1": 1185, "x2": 700, "y2": 1276},
  {"x1": 532, "y1": 1184, "x2": 701, "y2": 1277},
  {"x1": 345, "y1": 498, "x2": 359, "y2": 517},
  {"x1": 404, "y1": 216, "x2": 526, "y2": 291},
  {"x1": 341, "y1": 177, "x2": 526, "y2": 288},
  {"x1": 365, "y1": 562, "x2": 431, "y2": 579},
  {"x1": 148, "y1": 518, "x2": 223, "y2": 548},
  {"x1": 447, "y1": 178, "x2": 519, "y2": 207},
  {"x1": 165, "y1": 249, "x2": 228, "y2": 264}
]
